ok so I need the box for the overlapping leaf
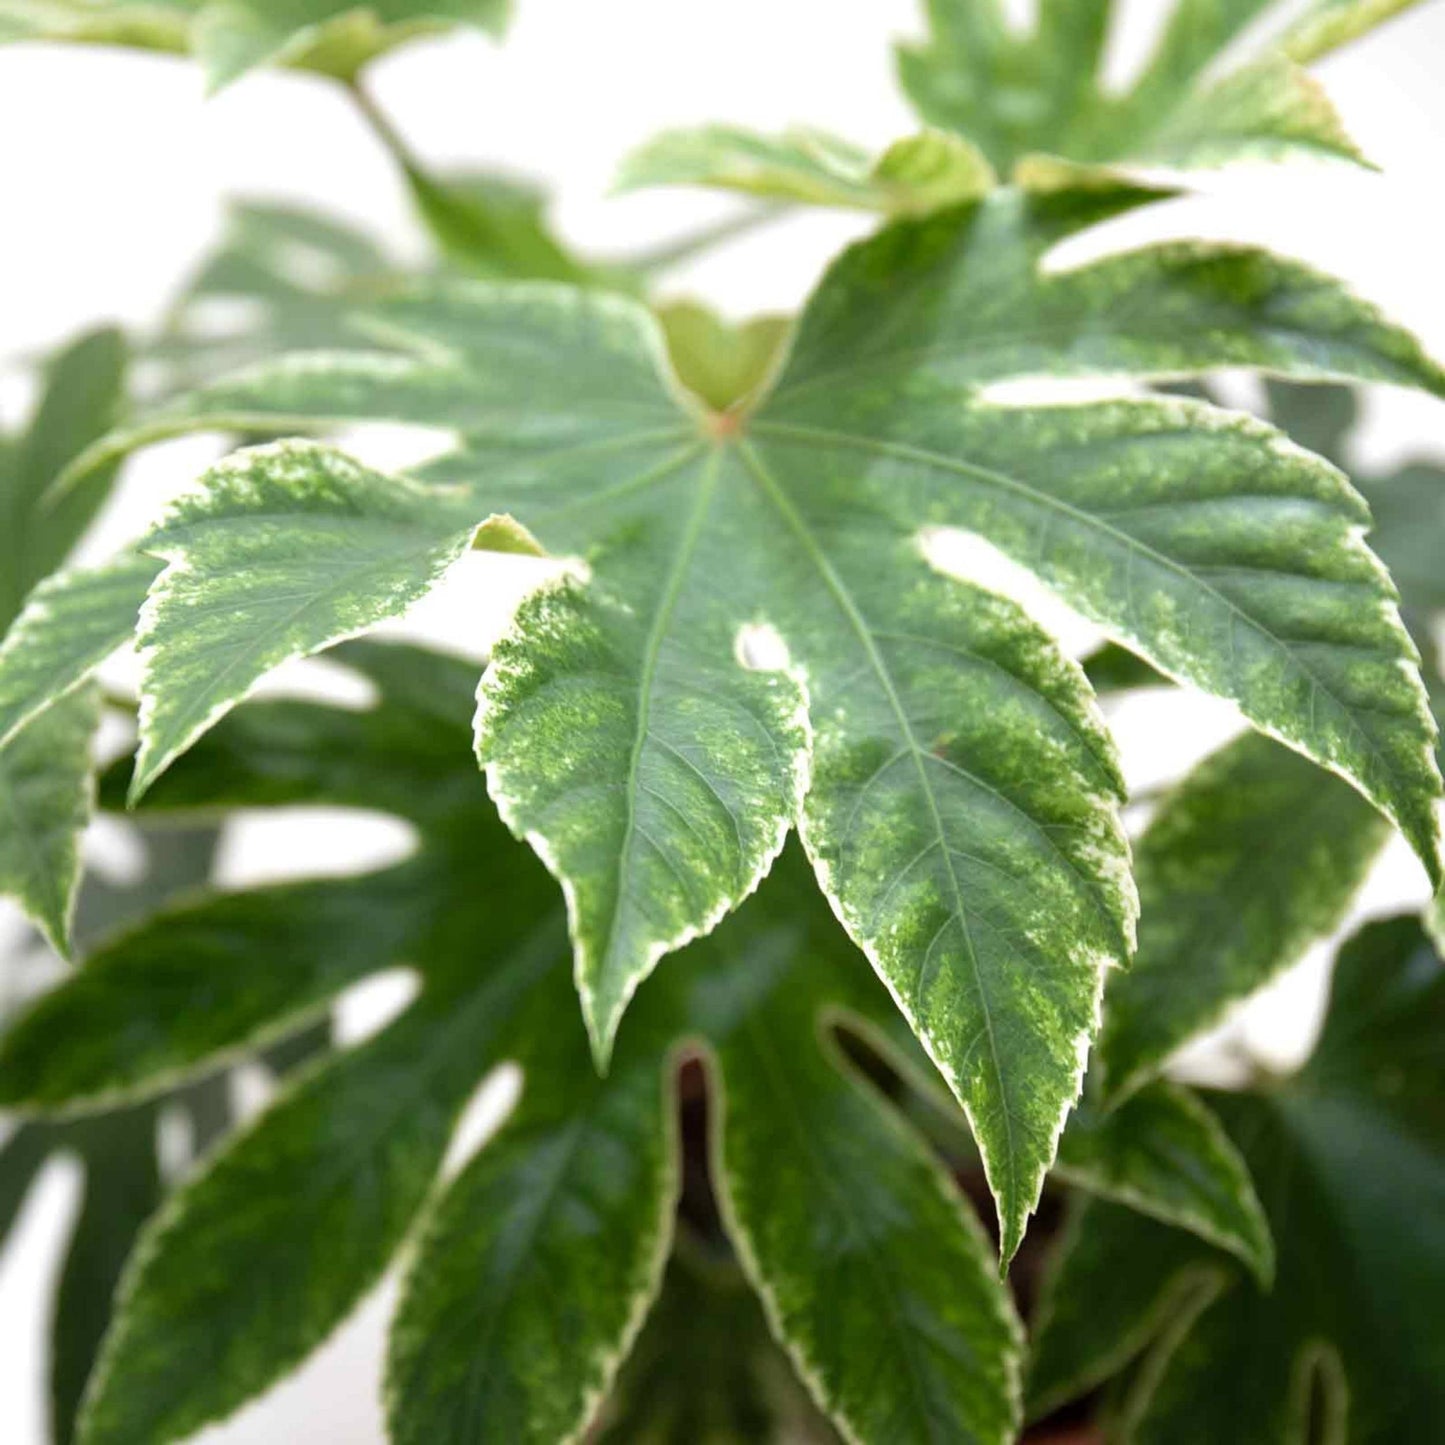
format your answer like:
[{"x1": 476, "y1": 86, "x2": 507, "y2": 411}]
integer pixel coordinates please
[
  {"x1": 1, "y1": 644, "x2": 1022, "y2": 1445},
  {"x1": 0, "y1": 0, "x2": 510, "y2": 88},
  {"x1": 1097, "y1": 731, "x2": 1389, "y2": 1100},
  {"x1": 595, "y1": 1245, "x2": 840, "y2": 1444},
  {"x1": 0, "y1": 817, "x2": 244, "y2": 1445},
  {"x1": 0, "y1": 329, "x2": 130, "y2": 949},
  {"x1": 1029, "y1": 914, "x2": 1445, "y2": 1441},
  {"x1": 1053, "y1": 1081, "x2": 1273, "y2": 1282},
  {"x1": 616, "y1": 126, "x2": 995, "y2": 215},
  {"x1": 20, "y1": 178, "x2": 1445, "y2": 1255},
  {"x1": 897, "y1": 0, "x2": 1428, "y2": 175}
]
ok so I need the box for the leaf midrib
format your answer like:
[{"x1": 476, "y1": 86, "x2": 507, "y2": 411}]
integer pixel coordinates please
[
  {"x1": 734, "y1": 437, "x2": 1019, "y2": 1224},
  {"x1": 136, "y1": 519, "x2": 474, "y2": 792},
  {"x1": 729, "y1": 1009, "x2": 982, "y2": 1444},
  {"x1": 748, "y1": 417, "x2": 1423, "y2": 836},
  {"x1": 594, "y1": 447, "x2": 724, "y2": 1015}
]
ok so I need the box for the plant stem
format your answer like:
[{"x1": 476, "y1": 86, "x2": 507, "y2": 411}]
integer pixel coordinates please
[{"x1": 346, "y1": 75, "x2": 424, "y2": 177}]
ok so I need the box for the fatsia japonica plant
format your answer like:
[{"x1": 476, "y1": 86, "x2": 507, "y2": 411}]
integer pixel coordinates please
[{"x1": 2, "y1": 1, "x2": 1444, "y2": 1442}]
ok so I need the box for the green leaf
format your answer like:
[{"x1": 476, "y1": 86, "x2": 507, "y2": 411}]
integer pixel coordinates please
[
  {"x1": 60, "y1": 181, "x2": 1445, "y2": 1249},
  {"x1": 47, "y1": 1108, "x2": 164, "y2": 1445},
  {"x1": 0, "y1": 326, "x2": 127, "y2": 629},
  {"x1": 760, "y1": 524, "x2": 1133, "y2": 1264},
  {"x1": 150, "y1": 201, "x2": 400, "y2": 393},
  {"x1": 0, "y1": 814, "x2": 238, "y2": 1445},
  {"x1": 1357, "y1": 458, "x2": 1445, "y2": 618},
  {"x1": 0, "y1": 555, "x2": 158, "y2": 752},
  {"x1": 0, "y1": 643, "x2": 498, "y2": 1114},
  {"x1": 1054, "y1": 1081, "x2": 1273, "y2": 1283},
  {"x1": 0, "y1": 0, "x2": 511, "y2": 87},
  {"x1": 400, "y1": 166, "x2": 604, "y2": 286},
  {"x1": 693, "y1": 861, "x2": 1023, "y2": 1444},
  {"x1": 896, "y1": 0, "x2": 1393, "y2": 174},
  {"x1": 1029, "y1": 914, "x2": 1445, "y2": 1441},
  {"x1": 1026, "y1": 1198, "x2": 1231, "y2": 1424},
  {"x1": 656, "y1": 302, "x2": 790, "y2": 414},
  {"x1": 0, "y1": 329, "x2": 132, "y2": 947},
  {"x1": 770, "y1": 186, "x2": 1445, "y2": 395},
  {"x1": 385, "y1": 974, "x2": 677, "y2": 1445},
  {"x1": 617, "y1": 126, "x2": 996, "y2": 215},
  {"x1": 1279, "y1": 0, "x2": 1429, "y2": 62},
  {"x1": 596, "y1": 1246, "x2": 840, "y2": 1444},
  {"x1": 0, "y1": 872, "x2": 416, "y2": 1113},
  {"x1": 1098, "y1": 732, "x2": 1390, "y2": 1100},
  {"x1": 0, "y1": 685, "x2": 99, "y2": 955},
  {"x1": 129, "y1": 439, "x2": 530, "y2": 799},
  {"x1": 58, "y1": 663, "x2": 1024, "y2": 1445},
  {"x1": 77, "y1": 941, "x2": 559, "y2": 1445}
]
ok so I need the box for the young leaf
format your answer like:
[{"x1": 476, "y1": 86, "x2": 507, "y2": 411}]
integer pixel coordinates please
[
  {"x1": 1030, "y1": 914, "x2": 1445, "y2": 1441},
  {"x1": 386, "y1": 975, "x2": 678, "y2": 1445},
  {"x1": 1054, "y1": 1082, "x2": 1273, "y2": 1283},
  {"x1": 895, "y1": 0, "x2": 1412, "y2": 174},
  {"x1": 129, "y1": 440, "x2": 532, "y2": 798},
  {"x1": 0, "y1": 685, "x2": 99, "y2": 956},
  {"x1": 1098, "y1": 732, "x2": 1390, "y2": 1101},
  {"x1": 694, "y1": 865, "x2": 1023, "y2": 1445},
  {"x1": 655, "y1": 302, "x2": 790, "y2": 414},
  {"x1": 617, "y1": 126, "x2": 995, "y2": 215}
]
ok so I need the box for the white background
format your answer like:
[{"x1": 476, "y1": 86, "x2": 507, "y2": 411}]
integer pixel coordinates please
[{"x1": 2, "y1": 1, "x2": 1445, "y2": 1440}]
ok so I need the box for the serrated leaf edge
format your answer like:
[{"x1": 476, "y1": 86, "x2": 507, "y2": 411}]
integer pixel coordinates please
[
  {"x1": 475, "y1": 569, "x2": 815, "y2": 1071},
  {"x1": 702, "y1": 1032, "x2": 1026, "y2": 1445}
]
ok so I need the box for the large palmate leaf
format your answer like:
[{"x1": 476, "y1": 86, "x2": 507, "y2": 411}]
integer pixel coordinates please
[
  {"x1": 617, "y1": 127, "x2": 996, "y2": 215},
  {"x1": 0, "y1": 0, "x2": 510, "y2": 88},
  {"x1": 897, "y1": 0, "x2": 1428, "y2": 175},
  {"x1": 25, "y1": 177, "x2": 1445, "y2": 1256},
  {"x1": 1029, "y1": 914, "x2": 1445, "y2": 1441},
  {"x1": 0, "y1": 643, "x2": 1022, "y2": 1445},
  {"x1": 0, "y1": 328, "x2": 129, "y2": 948}
]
